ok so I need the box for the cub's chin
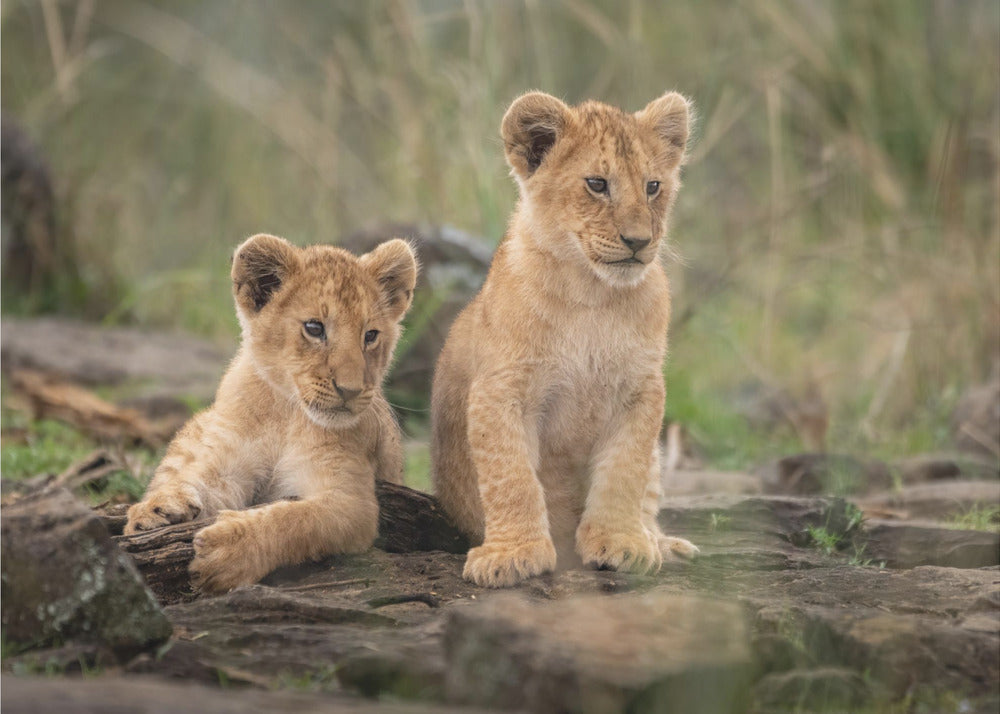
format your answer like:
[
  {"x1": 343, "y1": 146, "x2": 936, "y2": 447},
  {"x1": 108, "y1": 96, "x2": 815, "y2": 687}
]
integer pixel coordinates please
[
  {"x1": 303, "y1": 404, "x2": 365, "y2": 430},
  {"x1": 590, "y1": 257, "x2": 653, "y2": 288}
]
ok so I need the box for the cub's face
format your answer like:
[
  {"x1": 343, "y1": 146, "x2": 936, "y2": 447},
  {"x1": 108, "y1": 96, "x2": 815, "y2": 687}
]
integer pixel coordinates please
[
  {"x1": 502, "y1": 91, "x2": 690, "y2": 287},
  {"x1": 231, "y1": 235, "x2": 417, "y2": 429}
]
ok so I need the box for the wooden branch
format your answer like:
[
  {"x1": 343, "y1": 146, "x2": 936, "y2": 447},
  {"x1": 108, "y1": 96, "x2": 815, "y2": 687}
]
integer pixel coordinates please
[{"x1": 109, "y1": 481, "x2": 469, "y2": 604}]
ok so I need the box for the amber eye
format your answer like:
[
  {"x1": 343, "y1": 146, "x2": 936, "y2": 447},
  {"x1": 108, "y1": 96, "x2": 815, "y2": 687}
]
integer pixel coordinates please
[
  {"x1": 585, "y1": 177, "x2": 608, "y2": 194},
  {"x1": 364, "y1": 329, "x2": 379, "y2": 346},
  {"x1": 303, "y1": 320, "x2": 325, "y2": 339},
  {"x1": 646, "y1": 180, "x2": 661, "y2": 196}
]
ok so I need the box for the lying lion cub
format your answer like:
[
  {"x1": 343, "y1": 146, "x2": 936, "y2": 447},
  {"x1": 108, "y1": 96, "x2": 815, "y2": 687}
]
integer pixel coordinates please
[
  {"x1": 125, "y1": 234, "x2": 417, "y2": 593},
  {"x1": 432, "y1": 91, "x2": 699, "y2": 587}
]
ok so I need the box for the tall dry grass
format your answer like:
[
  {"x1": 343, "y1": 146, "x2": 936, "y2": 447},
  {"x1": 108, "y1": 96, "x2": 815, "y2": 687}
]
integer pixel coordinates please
[{"x1": 2, "y1": 0, "x2": 997, "y2": 461}]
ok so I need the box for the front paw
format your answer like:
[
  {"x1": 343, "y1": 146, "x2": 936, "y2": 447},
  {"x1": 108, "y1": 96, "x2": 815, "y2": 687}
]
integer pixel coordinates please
[
  {"x1": 125, "y1": 486, "x2": 203, "y2": 534},
  {"x1": 463, "y1": 537, "x2": 556, "y2": 588},
  {"x1": 576, "y1": 520, "x2": 662, "y2": 575},
  {"x1": 190, "y1": 511, "x2": 266, "y2": 594}
]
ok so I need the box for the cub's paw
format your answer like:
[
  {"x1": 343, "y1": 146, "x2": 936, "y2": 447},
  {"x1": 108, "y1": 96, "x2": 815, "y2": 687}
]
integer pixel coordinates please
[
  {"x1": 190, "y1": 511, "x2": 266, "y2": 594},
  {"x1": 658, "y1": 534, "x2": 700, "y2": 562},
  {"x1": 576, "y1": 520, "x2": 662, "y2": 575},
  {"x1": 463, "y1": 537, "x2": 557, "y2": 588},
  {"x1": 124, "y1": 486, "x2": 203, "y2": 535}
]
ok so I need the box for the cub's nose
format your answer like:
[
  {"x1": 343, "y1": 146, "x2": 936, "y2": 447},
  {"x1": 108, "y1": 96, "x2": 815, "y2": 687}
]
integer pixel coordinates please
[
  {"x1": 620, "y1": 235, "x2": 651, "y2": 253},
  {"x1": 333, "y1": 381, "x2": 362, "y2": 403}
]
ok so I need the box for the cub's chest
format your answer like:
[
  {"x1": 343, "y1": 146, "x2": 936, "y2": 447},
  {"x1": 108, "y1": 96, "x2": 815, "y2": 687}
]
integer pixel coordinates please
[{"x1": 533, "y1": 307, "x2": 665, "y2": 426}]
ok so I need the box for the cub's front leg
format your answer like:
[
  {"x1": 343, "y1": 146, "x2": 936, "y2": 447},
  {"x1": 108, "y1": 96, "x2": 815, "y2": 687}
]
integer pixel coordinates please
[
  {"x1": 463, "y1": 373, "x2": 557, "y2": 587},
  {"x1": 189, "y1": 463, "x2": 378, "y2": 593},
  {"x1": 125, "y1": 411, "x2": 252, "y2": 534},
  {"x1": 576, "y1": 375, "x2": 696, "y2": 573}
]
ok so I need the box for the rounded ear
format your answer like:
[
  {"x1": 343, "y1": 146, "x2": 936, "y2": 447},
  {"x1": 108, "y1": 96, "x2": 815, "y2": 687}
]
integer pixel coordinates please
[
  {"x1": 231, "y1": 234, "x2": 299, "y2": 315},
  {"x1": 359, "y1": 239, "x2": 418, "y2": 321},
  {"x1": 638, "y1": 91, "x2": 692, "y2": 168},
  {"x1": 501, "y1": 91, "x2": 570, "y2": 180}
]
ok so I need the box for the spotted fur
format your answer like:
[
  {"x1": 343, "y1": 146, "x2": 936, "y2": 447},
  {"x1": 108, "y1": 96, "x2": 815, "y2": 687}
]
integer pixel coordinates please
[{"x1": 125, "y1": 235, "x2": 417, "y2": 593}]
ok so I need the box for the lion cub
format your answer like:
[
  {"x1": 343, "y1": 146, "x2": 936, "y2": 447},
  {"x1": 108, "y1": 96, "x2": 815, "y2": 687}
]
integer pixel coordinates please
[
  {"x1": 125, "y1": 234, "x2": 417, "y2": 593},
  {"x1": 431, "y1": 91, "x2": 698, "y2": 587}
]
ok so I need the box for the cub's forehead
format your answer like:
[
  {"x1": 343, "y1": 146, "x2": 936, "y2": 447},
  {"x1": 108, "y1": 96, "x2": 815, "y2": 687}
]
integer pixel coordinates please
[
  {"x1": 287, "y1": 248, "x2": 380, "y2": 319},
  {"x1": 569, "y1": 102, "x2": 657, "y2": 168}
]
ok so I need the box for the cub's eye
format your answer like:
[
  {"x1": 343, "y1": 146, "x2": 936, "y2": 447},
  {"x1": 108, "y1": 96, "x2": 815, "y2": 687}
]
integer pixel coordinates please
[
  {"x1": 585, "y1": 177, "x2": 608, "y2": 194},
  {"x1": 303, "y1": 320, "x2": 325, "y2": 339},
  {"x1": 364, "y1": 329, "x2": 379, "y2": 346},
  {"x1": 646, "y1": 180, "x2": 661, "y2": 196}
]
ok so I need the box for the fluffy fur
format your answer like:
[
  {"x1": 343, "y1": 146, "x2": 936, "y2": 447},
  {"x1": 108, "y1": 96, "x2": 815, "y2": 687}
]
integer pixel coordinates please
[
  {"x1": 431, "y1": 91, "x2": 699, "y2": 587},
  {"x1": 125, "y1": 234, "x2": 417, "y2": 593}
]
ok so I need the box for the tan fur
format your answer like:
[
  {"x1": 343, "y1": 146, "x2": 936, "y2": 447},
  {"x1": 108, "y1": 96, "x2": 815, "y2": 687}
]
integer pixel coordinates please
[
  {"x1": 125, "y1": 235, "x2": 417, "y2": 593},
  {"x1": 431, "y1": 91, "x2": 699, "y2": 587}
]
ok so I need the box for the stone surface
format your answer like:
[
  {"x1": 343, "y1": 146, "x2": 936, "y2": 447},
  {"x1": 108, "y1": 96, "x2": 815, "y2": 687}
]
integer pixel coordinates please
[
  {"x1": 0, "y1": 317, "x2": 229, "y2": 401},
  {"x1": 4, "y1": 485, "x2": 999, "y2": 712},
  {"x1": 0, "y1": 488, "x2": 171, "y2": 659},
  {"x1": 861, "y1": 480, "x2": 1000, "y2": 521},
  {"x1": 746, "y1": 566, "x2": 1000, "y2": 698},
  {"x1": 444, "y1": 592, "x2": 752, "y2": 714},
  {"x1": 0, "y1": 675, "x2": 500, "y2": 714},
  {"x1": 752, "y1": 667, "x2": 873, "y2": 711},
  {"x1": 757, "y1": 453, "x2": 893, "y2": 495},
  {"x1": 892, "y1": 453, "x2": 1000, "y2": 483},
  {"x1": 860, "y1": 519, "x2": 999, "y2": 569},
  {"x1": 661, "y1": 468, "x2": 763, "y2": 496}
]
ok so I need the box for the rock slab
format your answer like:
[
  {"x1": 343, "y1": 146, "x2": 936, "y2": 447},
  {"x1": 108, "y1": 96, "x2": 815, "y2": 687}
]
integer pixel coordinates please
[
  {"x1": 1, "y1": 488, "x2": 171, "y2": 659},
  {"x1": 444, "y1": 592, "x2": 752, "y2": 714}
]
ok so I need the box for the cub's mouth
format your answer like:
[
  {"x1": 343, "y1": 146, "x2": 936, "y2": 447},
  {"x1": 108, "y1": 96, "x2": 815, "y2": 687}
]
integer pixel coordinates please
[
  {"x1": 303, "y1": 400, "x2": 368, "y2": 429},
  {"x1": 604, "y1": 256, "x2": 647, "y2": 266}
]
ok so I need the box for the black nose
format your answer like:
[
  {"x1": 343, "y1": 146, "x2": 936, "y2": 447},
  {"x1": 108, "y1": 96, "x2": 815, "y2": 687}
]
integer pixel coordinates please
[
  {"x1": 333, "y1": 382, "x2": 362, "y2": 403},
  {"x1": 620, "y1": 235, "x2": 651, "y2": 253}
]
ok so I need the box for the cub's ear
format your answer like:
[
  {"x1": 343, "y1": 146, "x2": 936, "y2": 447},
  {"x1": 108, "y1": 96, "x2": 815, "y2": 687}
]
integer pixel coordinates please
[
  {"x1": 231, "y1": 234, "x2": 299, "y2": 315},
  {"x1": 501, "y1": 91, "x2": 571, "y2": 180},
  {"x1": 360, "y1": 239, "x2": 418, "y2": 321},
  {"x1": 638, "y1": 91, "x2": 692, "y2": 168}
]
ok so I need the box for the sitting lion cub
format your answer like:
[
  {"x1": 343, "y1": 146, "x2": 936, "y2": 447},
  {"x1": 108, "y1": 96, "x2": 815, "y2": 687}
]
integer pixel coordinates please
[
  {"x1": 125, "y1": 234, "x2": 417, "y2": 593},
  {"x1": 431, "y1": 91, "x2": 698, "y2": 587}
]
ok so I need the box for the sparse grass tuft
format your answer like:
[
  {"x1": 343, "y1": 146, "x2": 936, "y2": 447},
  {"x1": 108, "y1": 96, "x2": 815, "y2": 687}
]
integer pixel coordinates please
[{"x1": 946, "y1": 503, "x2": 1000, "y2": 532}]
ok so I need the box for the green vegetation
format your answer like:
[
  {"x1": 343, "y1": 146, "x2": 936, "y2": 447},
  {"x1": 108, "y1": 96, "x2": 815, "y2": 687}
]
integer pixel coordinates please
[
  {"x1": 806, "y1": 525, "x2": 843, "y2": 556},
  {"x1": 947, "y1": 503, "x2": 1000, "y2": 532},
  {"x1": 1, "y1": 1, "x2": 997, "y2": 472}
]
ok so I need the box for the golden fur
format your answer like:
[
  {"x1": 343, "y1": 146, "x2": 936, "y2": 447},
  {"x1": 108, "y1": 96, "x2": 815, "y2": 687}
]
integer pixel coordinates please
[
  {"x1": 431, "y1": 91, "x2": 698, "y2": 587},
  {"x1": 125, "y1": 234, "x2": 417, "y2": 593}
]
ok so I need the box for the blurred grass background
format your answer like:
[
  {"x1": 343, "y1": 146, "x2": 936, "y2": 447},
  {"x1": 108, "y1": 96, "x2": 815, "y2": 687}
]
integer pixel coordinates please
[{"x1": 2, "y1": 0, "x2": 998, "y2": 470}]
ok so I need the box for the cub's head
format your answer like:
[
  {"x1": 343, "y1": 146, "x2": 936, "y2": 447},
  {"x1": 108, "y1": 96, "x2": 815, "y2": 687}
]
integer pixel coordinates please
[
  {"x1": 231, "y1": 234, "x2": 417, "y2": 429},
  {"x1": 502, "y1": 90, "x2": 691, "y2": 286}
]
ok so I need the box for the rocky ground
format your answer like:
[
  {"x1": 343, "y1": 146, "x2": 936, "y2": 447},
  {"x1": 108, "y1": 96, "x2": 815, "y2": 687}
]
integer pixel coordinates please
[{"x1": 2, "y1": 318, "x2": 999, "y2": 714}]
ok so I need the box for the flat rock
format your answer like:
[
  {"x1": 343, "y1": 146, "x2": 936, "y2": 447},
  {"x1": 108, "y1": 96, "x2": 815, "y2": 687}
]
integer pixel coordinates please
[
  {"x1": 660, "y1": 468, "x2": 762, "y2": 496},
  {"x1": 746, "y1": 566, "x2": 1000, "y2": 698},
  {"x1": 444, "y1": 592, "x2": 752, "y2": 714},
  {"x1": 860, "y1": 518, "x2": 999, "y2": 569},
  {"x1": 861, "y1": 480, "x2": 1000, "y2": 521},
  {"x1": 752, "y1": 667, "x2": 873, "y2": 711},
  {"x1": 0, "y1": 488, "x2": 171, "y2": 659},
  {"x1": 657, "y1": 494, "x2": 861, "y2": 571},
  {"x1": 756, "y1": 453, "x2": 893, "y2": 495},
  {"x1": 0, "y1": 317, "x2": 228, "y2": 401},
  {"x1": 891, "y1": 452, "x2": 1000, "y2": 483},
  {"x1": 0, "y1": 674, "x2": 499, "y2": 714}
]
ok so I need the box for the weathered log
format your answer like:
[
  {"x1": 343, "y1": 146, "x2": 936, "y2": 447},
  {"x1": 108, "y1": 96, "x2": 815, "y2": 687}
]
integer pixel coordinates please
[{"x1": 110, "y1": 481, "x2": 469, "y2": 604}]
